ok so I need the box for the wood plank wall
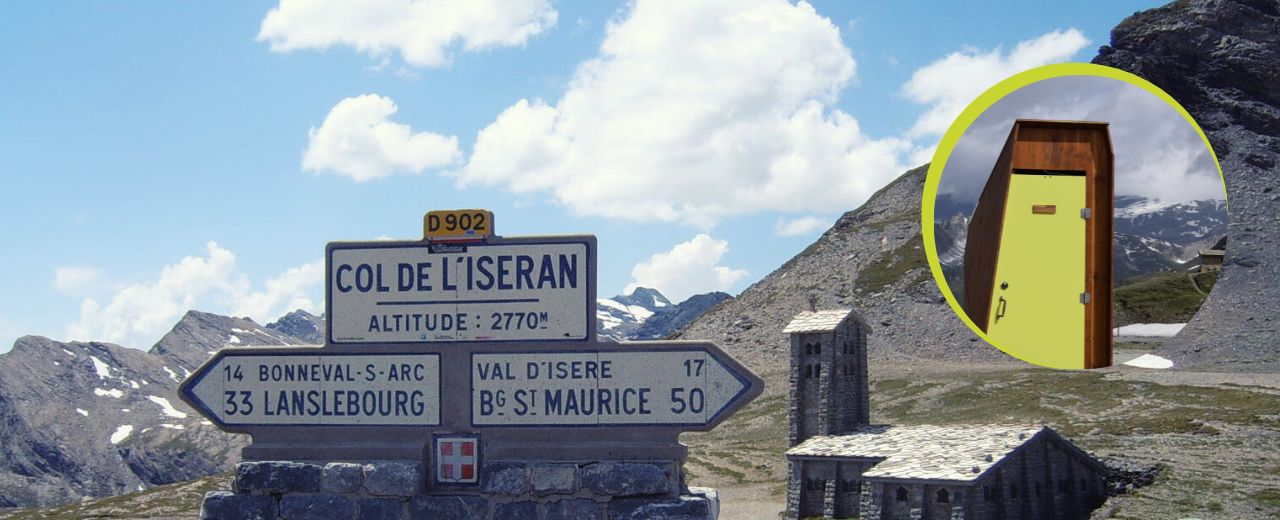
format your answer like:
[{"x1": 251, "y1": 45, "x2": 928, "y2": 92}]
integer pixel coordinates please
[
  {"x1": 963, "y1": 127, "x2": 1017, "y2": 330},
  {"x1": 960, "y1": 120, "x2": 1113, "y2": 367}
]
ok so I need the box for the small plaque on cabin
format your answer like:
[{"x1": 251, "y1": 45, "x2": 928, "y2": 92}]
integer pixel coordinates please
[{"x1": 1032, "y1": 204, "x2": 1056, "y2": 215}]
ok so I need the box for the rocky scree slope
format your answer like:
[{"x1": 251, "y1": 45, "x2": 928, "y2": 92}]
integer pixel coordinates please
[
  {"x1": 675, "y1": 165, "x2": 1011, "y2": 389},
  {"x1": 1094, "y1": 0, "x2": 1280, "y2": 370},
  {"x1": 0, "y1": 311, "x2": 313, "y2": 508},
  {"x1": 149, "y1": 310, "x2": 307, "y2": 374},
  {"x1": 264, "y1": 310, "x2": 324, "y2": 345},
  {"x1": 631, "y1": 291, "x2": 731, "y2": 341}
]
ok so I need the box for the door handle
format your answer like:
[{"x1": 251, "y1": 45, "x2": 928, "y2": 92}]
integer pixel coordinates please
[{"x1": 995, "y1": 296, "x2": 1007, "y2": 323}]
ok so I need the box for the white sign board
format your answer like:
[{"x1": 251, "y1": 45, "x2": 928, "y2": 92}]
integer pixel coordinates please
[
  {"x1": 327, "y1": 240, "x2": 591, "y2": 344},
  {"x1": 471, "y1": 348, "x2": 752, "y2": 427},
  {"x1": 182, "y1": 352, "x2": 441, "y2": 427}
]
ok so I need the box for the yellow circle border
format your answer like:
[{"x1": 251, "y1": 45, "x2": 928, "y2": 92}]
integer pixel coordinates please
[{"x1": 920, "y1": 62, "x2": 1227, "y2": 366}]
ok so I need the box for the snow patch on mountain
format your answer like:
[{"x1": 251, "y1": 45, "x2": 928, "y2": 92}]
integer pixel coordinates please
[
  {"x1": 146, "y1": 395, "x2": 188, "y2": 419},
  {"x1": 90, "y1": 356, "x2": 113, "y2": 379},
  {"x1": 1117, "y1": 198, "x2": 1181, "y2": 216},
  {"x1": 1115, "y1": 323, "x2": 1186, "y2": 337},
  {"x1": 596, "y1": 287, "x2": 728, "y2": 341},
  {"x1": 109, "y1": 425, "x2": 133, "y2": 445}
]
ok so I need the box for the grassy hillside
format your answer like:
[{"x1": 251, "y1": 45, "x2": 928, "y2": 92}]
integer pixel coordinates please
[
  {"x1": 0, "y1": 474, "x2": 226, "y2": 519},
  {"x1": 1115, "y1": 270, "x2": 1219, "y2": 324},
  {"x1": 686, "y1": 361, "x2": 1280, "y2": 520}
]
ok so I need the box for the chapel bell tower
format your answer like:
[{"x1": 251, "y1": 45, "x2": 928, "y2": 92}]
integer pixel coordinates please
[{"x1": 783, "y1": 307, "x2": 870, "y2": 447}]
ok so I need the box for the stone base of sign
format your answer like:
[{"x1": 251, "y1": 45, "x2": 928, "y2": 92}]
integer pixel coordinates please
[{"x1": 202, "y1": 460, "x2": 719, "y2": 520}]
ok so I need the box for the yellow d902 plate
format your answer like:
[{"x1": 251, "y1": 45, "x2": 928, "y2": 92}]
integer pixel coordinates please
[{"x1": 423, "y1": 209, "x2": 493, "y2": 240}]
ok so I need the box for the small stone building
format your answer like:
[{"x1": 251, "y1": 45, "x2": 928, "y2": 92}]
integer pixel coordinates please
[
  {"x1": 1197, "y1": 248, "x2": 1225, "y2": 272},
  {"x1": 784, "y1": 309, "x2": 1108, "y2": 520},
  {"x1": 784, "y1": 309, "x2": 871, "y2": 446}
]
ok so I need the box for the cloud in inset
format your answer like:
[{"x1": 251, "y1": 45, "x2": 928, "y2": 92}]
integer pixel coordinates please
[{"x1": 936, "y1": 75, "x2": 1223, "y2": 206}]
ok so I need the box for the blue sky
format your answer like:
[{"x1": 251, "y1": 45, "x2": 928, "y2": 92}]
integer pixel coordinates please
[{"x1": 0, "y1": 0, "x2": 1164, "y2": 351}]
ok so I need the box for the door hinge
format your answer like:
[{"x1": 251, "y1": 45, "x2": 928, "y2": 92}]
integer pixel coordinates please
[
  {"x1": 1080, "y1": 208, "x2": 1092, "y2": 220},
  {"x1": 1080, "y1": 292, "x2": 1092, "y2": 304}
]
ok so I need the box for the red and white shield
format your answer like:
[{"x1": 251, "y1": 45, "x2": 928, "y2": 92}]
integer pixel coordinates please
[{"x1": 435, "y1": 436, "x2": 478, "y2": 484}]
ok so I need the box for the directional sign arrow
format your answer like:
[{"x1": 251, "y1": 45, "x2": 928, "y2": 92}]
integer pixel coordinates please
[
  {"x1": 469, "y1": 342, "x2": 763, "y2": 430},
  {"x1": 178, "y1": 349, "x2": 442, "y2": 430}
]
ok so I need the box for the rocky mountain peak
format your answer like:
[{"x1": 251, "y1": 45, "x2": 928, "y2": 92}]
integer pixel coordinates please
[
  {"x1": 149, "y1": 310, "x2": 303, "y2": 372},
  {"x1": 0, "y1": 307, "x2": 331, "y2": 507},
  {"x1": 265, "y1": 309, "x2": 325, "y2": 345},
  {"x1": 596, "y1": 287, "x2": 727, "y2": 341},
  {"x1": 0, "y1": 334, "x2": 240, "y2": 507},
  {"x1": 614, "y1": 287, "x2": 672, "y2": 309},
  {"x1": 630, "y1": 291, "x2": 731, "y2": 341}
]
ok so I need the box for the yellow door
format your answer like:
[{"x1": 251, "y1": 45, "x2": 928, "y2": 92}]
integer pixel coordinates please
[{"x1": 986, "y1": 173, "x2": 1086, "y2": 369}]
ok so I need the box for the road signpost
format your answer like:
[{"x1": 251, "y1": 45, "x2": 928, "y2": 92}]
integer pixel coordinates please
[
  {"x1": 182, "y1": 351, "x2": 442, "y2": 428},
  {"x1": 179, "y1": 210, "x2": 762, "y2": 518},
  {"x1": 326, "y1": 236, "x2": 593, "y2": 344},
  {"x1": 471, "y1": 345, "x2": 754, "y2": 427}
]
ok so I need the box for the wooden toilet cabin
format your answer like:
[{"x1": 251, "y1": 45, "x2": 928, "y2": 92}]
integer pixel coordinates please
[{"x1": 963, "y1": 119, "x2": 1114, "y2": 370}]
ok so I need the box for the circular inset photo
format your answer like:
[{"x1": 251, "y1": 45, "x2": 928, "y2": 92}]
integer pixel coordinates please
[{"x1": 922, "y1": 63, "x2": 1227, "y2": 370}]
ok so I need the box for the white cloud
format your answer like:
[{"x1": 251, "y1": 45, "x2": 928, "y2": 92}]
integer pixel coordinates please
[
  {"x1": 65, "y1": 242, "x2": 323, "y2": 349},
  {"x1": 67, "y1": 242, "x2": 244, "y2": 348},
  {"x1": 903, "y1": 28, "x2": 1091, "y2": 137},
  {"x1": 303, "y1": 94, "x2": 462, "y2": 182},
  {"x1": 233, "y1": 260, "x2": 324, "y2": 322},
  {"x1": 258, "y1": 0, "x2": 558, "y2": 68},
  {"x1": 452, "y1": 0, "x2": 911, "y2": 228},
  {"x1": 626, "y1": 234, "x2": 748, "y2": 303},
  {"x1": 774, "y1": 216, "x2": 830, "y2": 237},
  {"x1": 53, "y1": 266, "x2": 102, "y2": 296}
]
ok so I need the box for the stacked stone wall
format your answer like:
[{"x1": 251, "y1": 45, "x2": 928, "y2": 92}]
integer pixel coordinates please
[{"x1": 203, "y1": 460, "x2": 718, "y2": 520}]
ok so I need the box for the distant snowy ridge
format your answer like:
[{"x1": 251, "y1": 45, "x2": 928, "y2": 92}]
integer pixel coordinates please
[
  {"x1": 595, "y1": 287, "x2": 729, "y2": 341},
  {"x1": 1116, "y1": 198, "x2": 1181, "y2": 217},
  {"x1": 937, "y1": 195, "x2": 1227, "y2": 285},
  {"x1": 1116, "y1": 198, "x2": 1225, "y2": 218},
  {"x1": 595, "y1": 287, "x2": 673, "y2": 340}
]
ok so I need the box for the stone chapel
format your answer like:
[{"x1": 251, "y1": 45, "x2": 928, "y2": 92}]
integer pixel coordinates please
[{"x1": 783, "y1": 309, "x2": 1109, "y2": 520}]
